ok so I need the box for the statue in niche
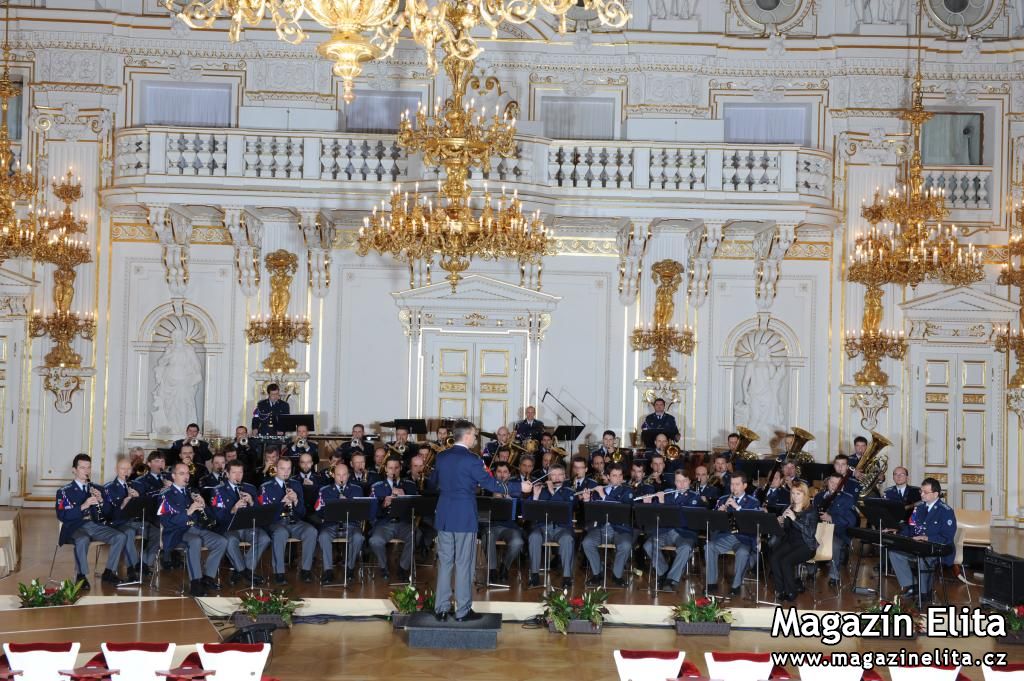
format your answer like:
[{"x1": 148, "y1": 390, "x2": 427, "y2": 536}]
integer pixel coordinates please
[
  {"x1": 650, "y1": 0, "x2": 695, "y2": 21},
  {"x1": 849, "y1": 0, "x2": 904, "y2": 25},
  {"x1": 1015, "y1": 0, "x2": 1024, "y2": 32},
  {"x1": 734, "y1": 337, "x2": 786, "y2": 444},
  {"x1": 151, "y1": 327, "x2": 203, "y2": 437}
]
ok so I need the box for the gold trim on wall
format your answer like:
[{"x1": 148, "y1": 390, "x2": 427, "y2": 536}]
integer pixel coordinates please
[
  {"x1": 927, "y1": 472, "x2": 949, "y2": 484},
  {"x1": 439, "y1": 382, "x2": 466, "y2": 393},
  {"x1": 962, "y1": 473, "x2": 985, "y2": 484},
  {"x1": 479, "y1": 382, "x2": 508, "y2": 394},
  {"x1": 962, "y1": 394, "x2": 985, "y2": 404},
  {"x1": 925, "y1": 392, "x2": 949, "y2": 403}
]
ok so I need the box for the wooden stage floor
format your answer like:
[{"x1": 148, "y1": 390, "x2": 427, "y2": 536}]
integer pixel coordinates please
[{"x1": 3, "y1": 508, "x2": 1022, "y2": 681}]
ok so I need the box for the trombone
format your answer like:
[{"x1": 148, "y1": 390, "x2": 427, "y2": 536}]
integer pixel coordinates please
[{"x1": 387, "y1": 443, "x2": 408, "y2": 458}]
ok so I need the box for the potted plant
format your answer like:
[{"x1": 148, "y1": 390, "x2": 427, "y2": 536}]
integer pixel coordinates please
[
  {"x1": 232, "y1": 590, "x2": 302, "y2": 629},
  {"x1": 17, "y1": 579, "x2": 83, "y2": 608},
  {"x1": 999, "y1": 604, "x2": 1024, "y2": 644},
  {"x1": 671, "y1": 595, "x2": 732, "y2": 635},
  {"x1": 542, "y1": 588, "x2": 609, "y2": 635},
  {"x1": 388, "y1": 584, "x2": 435, "y2": 629},
  {"x1": 860, "y1": 595, "x2": 921, "y2": 639}
]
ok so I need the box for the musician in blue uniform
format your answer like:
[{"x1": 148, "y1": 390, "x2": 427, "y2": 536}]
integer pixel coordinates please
[
  {"x1": 692, "y1": 465, "x2": 721, "y2": 509},
  {"x1": 56, "y1": 454, "x2": 127, "y2": 589},
  {"x1": 105, "y1": 457, "x2": 159, "y2": 580},
  {"x1": 647, "y1": 455, "x2": 671, "y2": 491},
  {"x1": 705, "y1": 473, "x2": 761, "y2": 596},
  {"x1": 251, "y1": 383, "x2": 290, "y2": 436},
  {"x1": 888, "y1": 477, "x2": 956, "y2": 600},
  {"x1": 199, "y1": 452, "x2": 228, "y2": 491},
  {"x1": 135, "y1": 451, "x2": 171, "y2": 497},
  {"x1": 882, "y1": 466, "x2": 922, "y2": 513},
  {"x1": 284, "y1": 423, "x2": 318, "y2": 463},
  {"x1": 170, "y1": 423, "x2": 212, "y2": 467},
  {"x1": 627, "y1": 460, "x2": 656, "y2": 497},
  {"x1": 723, "y1": 432, "x2": 742, "y2": 462},
  {"x1": 485, "y1": 461, "x2": 525, "y2": 584},
  {"x1": 210, "y1": 460, "x2": 268, "y2": 585},
  {"x1": 580, "y1": 464, "x2": 634, "y2": 587},
  {"x1": 348, "y1": 452, "x2": 377, "y2": 494},
  {"x1": 158, "y1": 462, "x2": 228, "y2": 597},
  {"x1": 642, "y1": 469, "x2": 703, "y2": 592},
  {"x1": 340, "y1": 423, "x2": 373, "y2": 462},
  {"x1": 513, "y1": 405, "x2": 545, "y2": 442},
  {"x1": 760, "y1": 468, "x2": 791, "y2": 508},
  {"x1": 526, "y1": 464, "x2": 575, "y2": 589},
  {"x1": 641, "y1": 398, "x2": 680, "y2": 441},
  {"x1": 293, "y1": 452, "x2": 327, "y2": 526},
  {"x1": 849, "y1": 436, "x2": 867, "y2": 469},
  {"x1": 315, "y1": 462, "x2": 366, "y2": 584},
  {"x1": 483, "y1": 426, "x2": 512, "y2": 465},
  {"x1": 368, "y1": 457, "x2": 418, "y2": 581},
  {"x1": 568, "y1": 456, "x2": 598, "y2": 494},
  {"x1": 781, "y1": 461, "x2": 806, "y2": 488},
  {"x1": 833, "y1": 455, "x2": 863, "y2": 497},
  {"x1": 259, "y1": 458, "x2": 317, "y2": 584},
  {"x1": 431, "y1": 420, "x2": 525, "y2": 622},
  {"x1": 813, "y1": 471, "x2": 858, "y2": 586}
]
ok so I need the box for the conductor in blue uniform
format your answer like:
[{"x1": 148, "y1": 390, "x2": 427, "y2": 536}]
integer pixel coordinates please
[{"x1": 431, "y1": 419, "x2": 531, "y2": 622}]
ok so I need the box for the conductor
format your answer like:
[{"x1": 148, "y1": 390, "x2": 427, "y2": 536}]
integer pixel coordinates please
[{"x1": 432, "y1": 419, "x2": 531, "y2": 622}]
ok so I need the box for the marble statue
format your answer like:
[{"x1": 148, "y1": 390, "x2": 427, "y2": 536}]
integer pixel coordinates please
[
  {"x1": 151, "y1": 328, "x2": 203, "y2": 436},
  {"x1": 850, "y1": 0, "x2": 903, "y2": 25},
  {"x1": 650, "y1": 0, "x2": 695, "y2": 21},
  {"x1": 734, "y1": 340, "x2": 785, "y2": 443},
  {"x1": 1016, "y1": 0, "x2": 1024, "y2": 32}
]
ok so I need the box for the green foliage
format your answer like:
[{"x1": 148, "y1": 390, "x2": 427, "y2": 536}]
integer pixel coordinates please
[
  {"x1": 388, "y1": 584, "x2": 435, "y2": 614},
  {"x1": 17, "y1": 579, "x2": 83, "y2": 608},
  {"x1": 238, "y1": 589, "x2": 302, "y2": 625},
  {"x1": 541, "y1": 588, "x2": 609, "y2": 635},
  {"x1": 670, "y1": 595, "x2": 732, "y2": 623}
]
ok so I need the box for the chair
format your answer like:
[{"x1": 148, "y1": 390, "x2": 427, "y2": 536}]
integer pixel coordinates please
[
  {"x1": 802, "y1": 523, "x2": 834, "y2": 606},
  {"x1": 954, "y1": 508, "x2": 991, "y2": 584},
  {"x1": 798, "y1": 656, "x2": 872, "y2": 681},
  {"x1": 704, "y1": 652, "x2": 783, "y2": 681},
  {"x1": 983, "y1": 663, "x2": 1024, "y2": 679},
  {"x1": 2, "y1": 642, "x2": 80, "y2": 681},
  {"x1": 950, "y1": 527, "x2": 971, "y2": 601},
  {"x1": 195, "y1": 643, "x2": 272, "y2": 681},
  {"x1": 888, "y1": 665, "x2": 963, "y2": 681},
  {"x1": 613, "y1": 650, "x2": 685, "y2": 681},
  {"x1": 100, "y1": 643, "x2": 176, "y2": 681},
  {"x1": 48, "y1": 523, "x2": 101, "y2": 581}
]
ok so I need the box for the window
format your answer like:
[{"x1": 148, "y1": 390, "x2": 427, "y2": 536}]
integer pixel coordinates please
[
  {"x1": 540, "y1": 96, "x2": 617, "y2": 140},
  {"x1": 343, "y1": 90, "x2": 421, "y2": 133},
  {"x1": 7, "y1": 79, "x2": 20, "y2": 140},
  {"x1": 723, "y1": 103, "x2": 810, "y2": 146},
  {"x1": 921, "y1": 112, "x2": 983, "y2": 165},
  {"x1": 139, "y1": 81, "x2": 232, "y2": 127}
]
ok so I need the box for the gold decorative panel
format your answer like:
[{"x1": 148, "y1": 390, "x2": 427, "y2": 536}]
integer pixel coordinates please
[
  {"x1": 927, "y1": 472, "x2": 948, "y2": 483},
  {"x1": 438, "y1": 397, "x2": 467, "y2": 419},
  {"x1": 924, "y1": 409, "x2": 949, "y2": 467},
  {"x1": 925, "y1": 392, "x2": 949, "y2": 403},
  {"x1": 480, "y1": 383, "x2": 508, "y2": 394},
  {"x1": 961, "y1": 361, "x2": 987, "y2": 389},
  {"x1": 925, "y1": 361, "x2": 949, "y2": 387},
  {"x1": 439, "y1": 349, "x2": 468, "y2": 377},
  {"x1": 961, "y1": 474, "x2": 984, "y2": 484},
  {"x1": 439, "y1": 382, "x2": 467, "y2": 393},
  {"x1": 962, "y1": 394, "x2": 985, "y2": 404},
  {"x1": 479, "y1": 349, "x2": 509, "y2": 377},
  {"x1": 479, "y1": 398, "x2": 508, "y2": 434}
]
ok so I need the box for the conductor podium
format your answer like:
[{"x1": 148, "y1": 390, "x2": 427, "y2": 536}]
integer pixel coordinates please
[{"x1": 405, "y1": 611, "x2": 503, "y2": 650}]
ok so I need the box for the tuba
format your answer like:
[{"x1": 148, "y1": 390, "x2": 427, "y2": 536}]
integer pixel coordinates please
[
  {"x1": 786, "y1": 427, "x2": 815, "y2": 465},
  {"x1": 856, "y1": 431, "x2": 891, "y2": 500},
  {"x1": 733, "y1": 426, "x2": 760, "y2": 461}
]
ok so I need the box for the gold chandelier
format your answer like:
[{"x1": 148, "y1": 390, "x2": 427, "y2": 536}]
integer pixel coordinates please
[
  {"x1": 165, "y1": 0, "x2": 629, "y2": 102},
  {"x1": 631, "y1": 260, "x2": 695, "y2": 382},
  {"x1": 356, "y1": 4, "x2": 552, "y2": 291},
  {"x1": 245, "y1": 249, "x2": 312, "y2": 374},
  {"x1": 0, "y1": 4, "x2": 35, "y2": 264},
  {"x1": 996, "y1": 220, "x2": 1024, "y2": 388}
]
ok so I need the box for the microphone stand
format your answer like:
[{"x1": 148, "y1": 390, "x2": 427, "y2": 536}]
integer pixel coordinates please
[{"x1": 541, "y1": 390, "x2": 586, "y2": 450}]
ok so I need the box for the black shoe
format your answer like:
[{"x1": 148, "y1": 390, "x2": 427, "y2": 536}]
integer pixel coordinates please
[
  {"x1": 794, "y1": 580, "x2": 806, "y2": 594},
  {"x1": 562, "y1": 577, "x2": 573, "y2": 589},
  {"x1": 321, "y1": 570, "x2": 335, "y2": 584},
  {"x1": 828, "y1": 578, "x2": 839, "y2": 587},
  {"x1": 661, "y1": 579, "x2": 678, "y2": 593},
  {"x1": 273, "y1": 573, "x2": 287, "y2": 585},
  {"x1": 706, "y1": 584, "x2": 719, "y2": 595},
  {"x1": 229, "y1": 570, "x2": 242, "y2": 585},
  {"x1": 141, "y1": 565, "x2": 153, "y2": 578},
  {"x1": 126, "y1": 566, "x2": 140, "y2": 581},
  {"x1": 656, "y1": 575, "x2": 667, "y2": 590},
  {"x1": 240, "y1": 569, "x2": 264, "y2": 586},
  {"x1": 101, "y1": 569, "x2": 122, "y2": 585},
  {"x1": 586, "y1": 574, "x2": 602, "y2": 587},
  {"x1": 528, "y1": 573, "x2": 540, "y2": 587},
  {"x1": 398, "y1": 568, "x2": 410, "y2": 581},
  {"x1": 498, "y1": 565, "x2": 509, "y2": 582},
  {"x1": 189, "y1": 579, "x2": 206, "y2": 597},
  {"x1": 456, "y1": 609, "x2": 482, "y2": 622},
  {"x1": 729, "y1": 586, "x2": 742, "y2": 596},
  {"x1": 300, "y1": 569, "x2": 313, "y2": 583},
  {"x1": 612, "y1": 576, "x2": 627, "y2": 588},
  {"x1": 489, "y1": 569, "x2": 499, "y2": 583},
  {"x1": 346, "y1": 568, "x2": 355, "y2": 583},
  {"x1": 201, "y1": 576, "x2": 220, "y2": 591},
  {"x1": 76, "y1": 574, "x2": 91, "y2": 591},
  {"x1": 902, "y1": 584, "x2": 918, "y2": 597},
  {"x1": 434, "y1": 609, "x2": 448, "y2": 623},
  {"x1": 380, "y1": 568, "x2": 390, "y2": 581}
]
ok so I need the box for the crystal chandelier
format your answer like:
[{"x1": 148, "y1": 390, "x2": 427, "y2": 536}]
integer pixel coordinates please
[
  {"x1": 0, "y1": 4, "x2": 35, "y2": 264},
  {"x1": 164, "y1": 0, "x2": 629, "y2": 102},
  {"x1": 356, "y1": 5, "x2": 552, "y2": 292}
]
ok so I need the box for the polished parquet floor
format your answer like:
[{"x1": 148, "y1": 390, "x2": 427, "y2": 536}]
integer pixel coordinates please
[{"x1": 5, "y1": 508, "x2": 1024, "y2": 680}]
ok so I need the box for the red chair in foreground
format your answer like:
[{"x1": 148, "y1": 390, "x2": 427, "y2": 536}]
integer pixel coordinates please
[
  {"x1": 983, "y1": 664, "x2": 1024, "y2": 680},
  {"x1": 2, "y1": 642, "x2": 81, "y2": 681},
  {"x1": 100, "y1": 643, "x2": 175, "y2": 681},
  {"x1": 195, "y1": 644, "x2": 277, "y2": 681},
  {"x1": 703, "y1": 652, "x2": 791, "y2": 681},
  {"x1": 613, "y1": 650, "x2": 686, "y2": 681},
  {"x1": 889, "y1": 666, "x2": 970, "y2": 681}
]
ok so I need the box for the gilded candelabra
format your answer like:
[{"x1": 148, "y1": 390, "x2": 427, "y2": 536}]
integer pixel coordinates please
[
  {"x1": 245, "y1": 250, "x2": 312, "y2": 374},
  {"x1": 28, "y1": 171, "x2": 96, "y2": 369},
  {"x1": 631, "y1": 260, "x2": 695, "y2": 382},
  {"x1": 0, "y1": 3, "x2": 36, "y2": 264},
  {"x1": 996, "y1": 228, "x2": 1024, "y2": 388},
  {"x1": 356, "y1": 3, "x2": 553, "y2": 292},
  {"x1": 165, "y1": 0, "x2": 629, "y2": 103}
]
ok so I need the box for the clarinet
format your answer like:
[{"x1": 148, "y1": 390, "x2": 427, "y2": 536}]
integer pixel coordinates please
[{"x1": 85, "y1": 478, "x2": 107, "y2": 524}]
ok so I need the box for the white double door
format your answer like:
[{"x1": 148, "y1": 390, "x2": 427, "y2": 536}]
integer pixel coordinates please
[{"x1": 422, "y1": 333, "x2": 525, "y2": 434}]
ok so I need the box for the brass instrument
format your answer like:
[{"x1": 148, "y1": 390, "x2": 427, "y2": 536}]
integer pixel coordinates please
[
  {"x1": 188, "y1": 437, "x2": 201, "y2": 447},
  {"x1": 131, "y1": 461, "x2": 149, "y2": 478},
  {"x1": 187, "y1": 461, "x2": 197, "y2": 481},
  {"x1": 644, "y1": 472, "x2": 662, "y2": 487},
  {"x1": 427, "y1": 436, "x2": 456, "y2": 453},
  {"x1": 508, "y1": 440, "x2": 537, "y2": 468},
  {"x1": 665, "y1": 444, "x2": 681, "y2": 461},
  {"x1": 785, "y1": 427, "x2": 815, "y2": 465},
  {"x1": 264, "y1": 460, "x2": 277, "y2": 476},
  {"x1": 732, "y1": 426, "x2": 760, "y2": 461},
  {"x1": 377, "y1": 462, "x2": 387, "y2": 476},
  {"x1": 608, "y1": 447, "x2": 627, "y2": 464},
  {"x1": 237, "y1": 436, "x2": 249, "y2": 448},
  {"x1": 708, "y1": 472, "x2": 724, "y2": 488},
  {"x1": 549, "y1": 445, "x2": 567, "y2": 461},
  {"x1": 387, "y1": 443, "x2": 408, "y2": 458},
  {"x1": 295, "y1": 437, "x2": 309, "y2": 452},
  {"x1": 856, "y1": 431, "x2": 891, "y2": 500}
]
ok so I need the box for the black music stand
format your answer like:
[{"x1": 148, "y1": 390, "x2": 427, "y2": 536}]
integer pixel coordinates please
[
  {"x1": 734, "y1": 511, "x2": 783, "y2": 606},
  {"x1": 388, "y1": 495, "x2": 436, "y2": 585},
  {"x1": 280, "y1": 414, "x2": 315, "y2": 433},
  {"x1": 634, "y1": 503, "x2": 687, "y2": 594},
  {"x1": 735, "y1": 460, "x2": 759, "y2": 487},
  {"x1": 582, "y1": 502, "x2": 632, "y2": 590},
  {"x1": 116, "y1": 496, "x2": 148, "y2": 589},
  {"x1": 680, "y1": 508, "x2": 733, "y2": 596},
  {"x1": 228, "y1": 504, "x2": 281, "y2": 591},
  {"x1": 522, "y1": 500, "x2": 573, "y2": 590},
  {"x1": 475, "y1": 496, "x2": 515, "y2": 589},
  {"x1": 389, "y1": 419, "x2": 428, "y2": 437},
  {"x1": 552, "y1": 425, "x2": 583, "y2": 447},
  {"x1": 320, "y1": 498, "x2": 373, "y2": 589},
  {"x1": 853, "y1": 498, "x2": 906, "y2": 597},
  {"x1": 803, "y1": 463, "x2": 834, "y2": 483}
]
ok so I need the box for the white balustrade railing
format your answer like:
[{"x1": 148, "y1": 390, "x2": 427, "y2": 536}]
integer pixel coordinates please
[
  {"x1": 112, "y1": 126, "x2": 834, "y2": 202},
  {"x1": 923, "y1": 166, "x2": 992, "y2": 210}
]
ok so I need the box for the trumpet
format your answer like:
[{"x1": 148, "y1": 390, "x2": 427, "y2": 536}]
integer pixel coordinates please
[
  {"x1": 236, "y1": 437, "x2": 249, "y2": 448},
  {"x1": 387, "y1": 443, "x2": 407, "y2": 458},
  {"x1": 187, "y1": 461, "x2": 197, "y2": 480},
  {"x1": 188, "y1": 437, "x2": 201, "y2": 447},
  {"x1": 263, "y1": 460, "x2": 277, "y2": 476},
  {"x1": 295, "y1": 438, "x2": 309, "y2": 452}
]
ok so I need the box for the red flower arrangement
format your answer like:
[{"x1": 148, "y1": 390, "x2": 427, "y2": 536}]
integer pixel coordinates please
[{"x1": 671, "y1": 595, "x2": 732, "y2": 623}]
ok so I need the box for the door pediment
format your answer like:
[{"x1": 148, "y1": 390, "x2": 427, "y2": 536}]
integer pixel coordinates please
[{"x1": 900, "y1": 286, "x2": 1017, "y2": 343}]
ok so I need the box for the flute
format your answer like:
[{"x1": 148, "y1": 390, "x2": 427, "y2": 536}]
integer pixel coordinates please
[{"x1": 634, "y1": 488, "x2": 687, "y2": 501}]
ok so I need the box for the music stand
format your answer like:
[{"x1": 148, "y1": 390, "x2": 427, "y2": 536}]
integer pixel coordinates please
[
  {"x1": 803, "y1": 463, "x2": 834, "y2": 483},
  {"x1": 388, "y1": 495, "x2": 437, "y2": 585},
  {"x1": 228, "y1": 504, "x2": 281, "y2": 591},
  {"x1": 320, "y1": 498, "x2": 373, "y2": 589},
  {"x1": 679, "y1": 508, "x2": 732, "y2": 596},
  {"x1": 735, "y1": 460, "x2": 758, "y2": 486},
  {"x1": 279, "y1": 414, "x2": 315, "y2": 434},
  {"x1": 475, "y1": 496, "x2": 514, "y2": 589},
  {"x1": 733, "y1": 511, "x2": 783, "y2": 606},
  {"x1": 633, "y1": 503, "x2": 686, "y2": 594},
  {"x1": 389, "y1": 419, "x2": 428, "y2": 437},
  {"x1": 582, "y1": 502, "x2": 632, "y2": 590},
  {"x1": 853, "y1": 498, "x2": 906, "y2": 597},
  {"x1": 116, "y1": 495, "x2": 148, "y2": 588},
  {"x1": 521, "y1": 500, "x2": 573, "y2": 590},
  {"x1": 552, "y1": 425, "x2": 583, "y2": 446}
]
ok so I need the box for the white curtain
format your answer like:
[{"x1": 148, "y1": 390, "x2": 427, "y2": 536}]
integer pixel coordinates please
[
  {"x1": 921, "y1": 113, "x2": 982, "y2": 165},
  {"x1": 541, "y1": 96, "x2": 616, "y2": 140},
  {"x1": 140, "y1": 81, "x2": 232, "y2": 127},
  {"x1": 723, "y1": 104, "x2": 809, "y2": 146},
  {"x1": 344, "y1": 90, "x2": 421, "y2": 133}
]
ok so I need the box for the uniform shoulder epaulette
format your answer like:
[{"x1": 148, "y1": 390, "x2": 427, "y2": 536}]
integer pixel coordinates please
[{"x1": 59, "y1": 481, "x2": 77, "y2": 491}]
